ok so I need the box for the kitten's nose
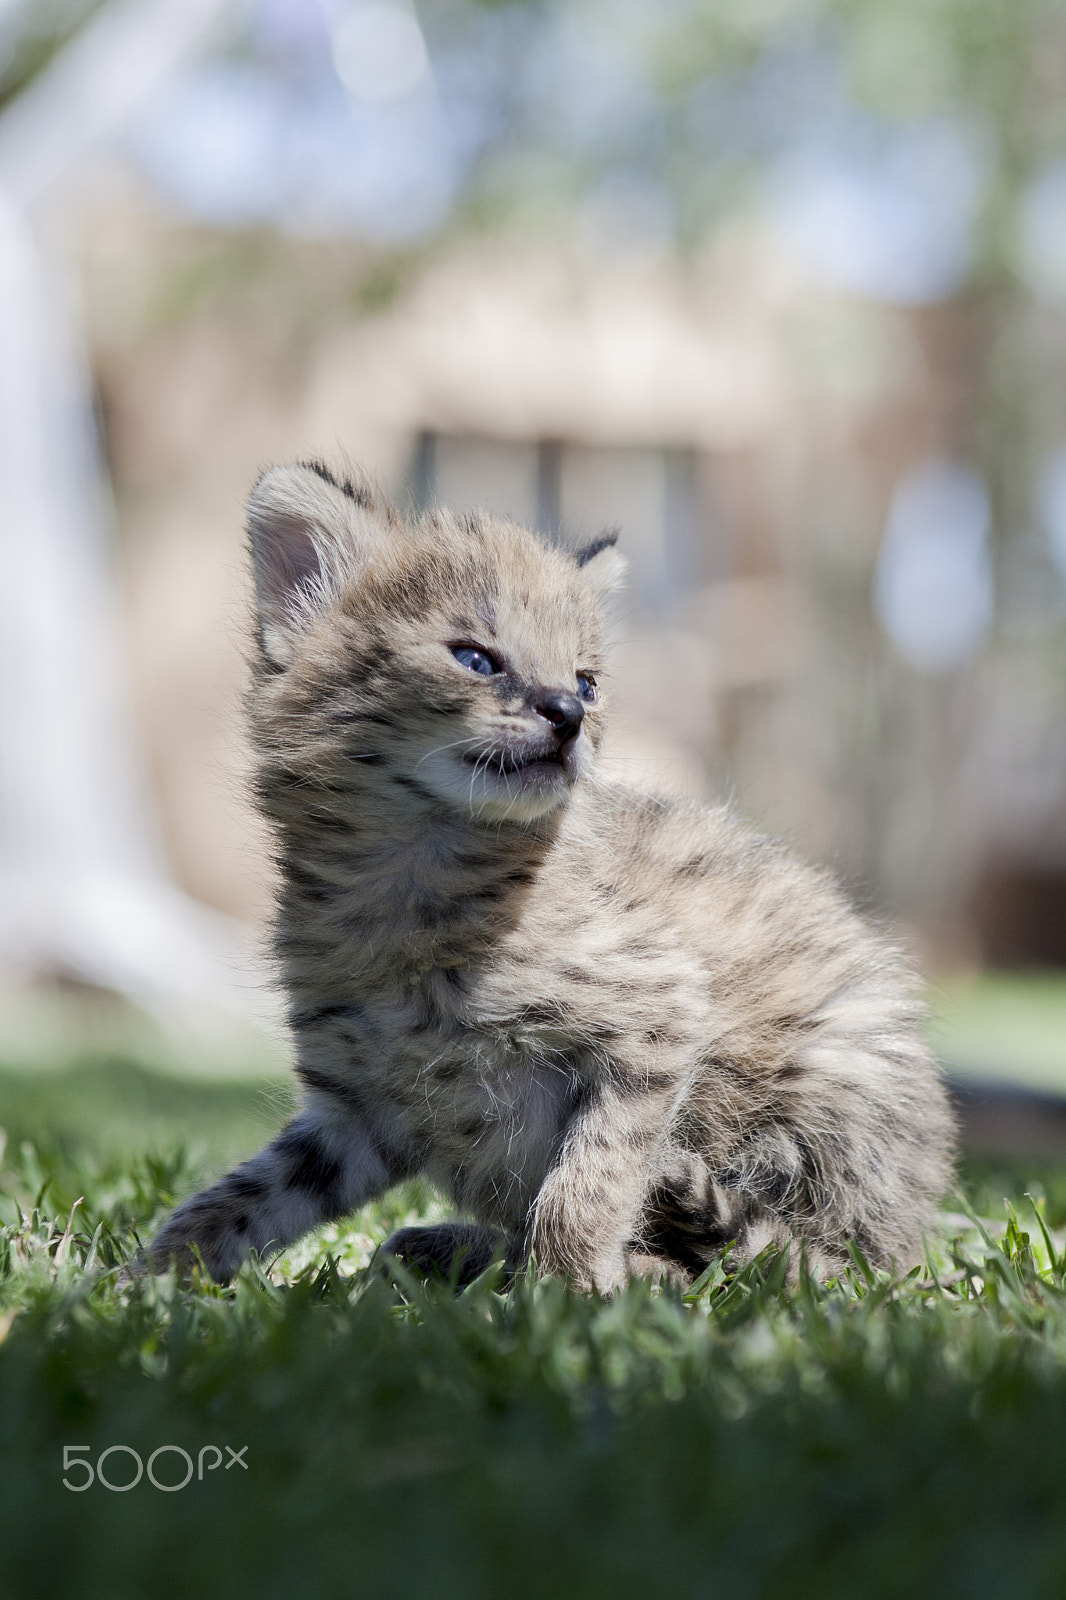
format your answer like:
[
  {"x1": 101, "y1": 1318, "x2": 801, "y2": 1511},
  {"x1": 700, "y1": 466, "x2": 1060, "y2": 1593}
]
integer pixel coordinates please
[{"x1": 535, "y1": 691, "x2": 585, "y2": 744}]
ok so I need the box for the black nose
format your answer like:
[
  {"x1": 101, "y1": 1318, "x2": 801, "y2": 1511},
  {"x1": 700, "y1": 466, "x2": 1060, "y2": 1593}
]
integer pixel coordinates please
[{"x1": 535, "y1": 691, "x2": 585, "y2": 744}]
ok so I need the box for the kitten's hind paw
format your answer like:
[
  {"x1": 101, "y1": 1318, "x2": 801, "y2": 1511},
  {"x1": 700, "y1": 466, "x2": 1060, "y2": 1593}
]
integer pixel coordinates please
[{"x1": 375, "y1": 1223, "x2": 512, "y2": 1289}]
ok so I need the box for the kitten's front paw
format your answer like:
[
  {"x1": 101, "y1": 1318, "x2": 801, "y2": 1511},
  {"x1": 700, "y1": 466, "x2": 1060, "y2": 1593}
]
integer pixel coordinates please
[
  {"x1": 624, "y1": 1250, "x2": 689, "y2": 1289},
  {"x1": 531, "y1": 1226, "x2": 626, "y2": 1295},
  {"x1": 590, "y1": 1250, "x2": 630, "y2": 1296},
  {"x1": 529, "y1": 1175, "x2": 631, "y2": 1293},
  {"x1": 147, "y1": 1202, "x2": 247, "y2": 1284}
]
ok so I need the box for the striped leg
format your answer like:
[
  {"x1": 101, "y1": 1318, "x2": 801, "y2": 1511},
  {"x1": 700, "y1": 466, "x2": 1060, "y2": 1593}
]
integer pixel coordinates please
[
  {"x1": 148, "y1": 1107, "x2": 394, "y2": 1281},
  {"x1": 530, "y1": 1075, "x2": 678, "y2": 1294}
]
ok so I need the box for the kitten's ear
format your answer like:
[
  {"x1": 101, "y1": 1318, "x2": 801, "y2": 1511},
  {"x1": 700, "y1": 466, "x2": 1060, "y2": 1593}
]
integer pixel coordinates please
[
  {"x1": 247, "y1": 461, "x2": 388, "y2": 666},
  {"x1": 573, "y1": 530, "x2": 626, "y2": 598}
]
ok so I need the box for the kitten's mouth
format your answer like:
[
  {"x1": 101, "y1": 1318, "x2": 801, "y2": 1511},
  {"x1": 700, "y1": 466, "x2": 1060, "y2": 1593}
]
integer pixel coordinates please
[
  {"x1": 464, "y1": 745, "x2": 570, "y2": 778},
  {"x1": 501, "y1": 747, "x2": 566, "y2": 774}
]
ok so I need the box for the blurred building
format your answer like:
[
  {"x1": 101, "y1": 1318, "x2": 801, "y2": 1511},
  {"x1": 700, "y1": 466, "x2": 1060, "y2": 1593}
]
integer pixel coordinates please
[{"x1": 73, "y1": 194, "x2": 1065, "y2": 971}]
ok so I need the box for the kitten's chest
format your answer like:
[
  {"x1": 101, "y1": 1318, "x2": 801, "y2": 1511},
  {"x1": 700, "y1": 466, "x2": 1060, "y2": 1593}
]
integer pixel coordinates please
[
  {"x1": 328, "y1": 991, "x2": 579, "y2": 1219},
  {"x1": 301, "y1": 975, "x2": 585, "y2": 1124},
  {"x1": 412, "y1": 1026, "x2": 582, "y2": 1219},
  {"x1": 412, "y1": 989, "x2": 587, "y2": 1123}
]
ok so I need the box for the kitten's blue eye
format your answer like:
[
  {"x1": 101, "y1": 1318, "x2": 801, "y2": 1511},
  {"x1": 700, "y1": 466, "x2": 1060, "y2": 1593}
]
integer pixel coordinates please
[
  {"x1": 577, "y1": 673, "x2": 597, "y2": 704},
  {"x1": 452, "y1": 645, "x2": 500, "y2": 677}
]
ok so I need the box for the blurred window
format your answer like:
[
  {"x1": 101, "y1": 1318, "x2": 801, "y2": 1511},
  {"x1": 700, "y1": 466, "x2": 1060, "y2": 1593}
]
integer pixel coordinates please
[{"x1": 408, "y1": 432, "x2": 720, "y2": 609}]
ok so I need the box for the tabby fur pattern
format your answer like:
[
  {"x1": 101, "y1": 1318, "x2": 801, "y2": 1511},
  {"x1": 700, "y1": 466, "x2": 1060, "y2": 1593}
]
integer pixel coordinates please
[{"x1": 150, "y1": 461, "x2": 955, "y2": 1290}]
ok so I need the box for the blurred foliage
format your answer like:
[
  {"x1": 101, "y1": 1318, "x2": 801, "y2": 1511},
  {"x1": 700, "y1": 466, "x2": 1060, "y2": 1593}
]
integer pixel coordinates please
[
  {"x1": 435, "y1": 0, "x2": 1066, "y2": 272},
  {"x1": 0, "y1": 0, "x2": 105, "y2": 111},
  {"x1": 8, "y1": 0, "x2": 1066, "y2": 264}
]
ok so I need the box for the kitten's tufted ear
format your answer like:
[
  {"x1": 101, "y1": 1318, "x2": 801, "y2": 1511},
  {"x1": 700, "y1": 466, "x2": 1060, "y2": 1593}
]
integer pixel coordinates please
[
  {"x1": 247, "y1": 461, "x2": 388, "y2": 666},
  {"x1": 572, "y1": 529, "x2": 626, "y2": 598}
]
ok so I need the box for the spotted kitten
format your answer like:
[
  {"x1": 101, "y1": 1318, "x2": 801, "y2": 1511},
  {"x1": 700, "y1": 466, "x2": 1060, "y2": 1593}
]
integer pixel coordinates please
[{"x1": 150, "y1": 461, "x2": 954, "y2": 1290}]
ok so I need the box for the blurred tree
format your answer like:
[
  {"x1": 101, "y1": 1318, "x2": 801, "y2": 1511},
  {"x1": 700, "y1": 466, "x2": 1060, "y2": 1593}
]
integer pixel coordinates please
[
  {"x1": 0, "y1": 0, "x2": 266, "y2": 1019},
  {"x1": 0, "y1": 1, "x2": 107, "y2": 111}
]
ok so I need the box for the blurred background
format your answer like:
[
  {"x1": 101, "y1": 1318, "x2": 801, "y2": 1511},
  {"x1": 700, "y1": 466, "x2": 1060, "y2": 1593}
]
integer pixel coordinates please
[{"x1": 3, "y1": 0, "x2": 1066, "y2": 1167}]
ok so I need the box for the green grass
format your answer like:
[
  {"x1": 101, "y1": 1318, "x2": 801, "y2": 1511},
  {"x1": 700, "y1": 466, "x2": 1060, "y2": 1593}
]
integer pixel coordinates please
[
  {"x1": 0, "y1": 1057, "x2": 291, "y2": 1170},
  {"x1": 930, "y1": 971, "x2": 1066, "y2": 1094},
  {"x1": 5, "y1": 1051, "x2": 1066, "y2": 1597}
]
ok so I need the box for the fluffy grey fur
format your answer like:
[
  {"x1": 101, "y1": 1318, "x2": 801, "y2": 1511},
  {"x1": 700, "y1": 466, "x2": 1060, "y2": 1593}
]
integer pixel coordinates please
[{"x1": 150, "y1": 461, "x2": 955, "y2": 1290}]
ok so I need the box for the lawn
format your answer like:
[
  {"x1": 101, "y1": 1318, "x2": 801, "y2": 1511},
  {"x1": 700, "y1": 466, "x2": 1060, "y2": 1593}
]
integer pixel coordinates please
[
  {"x1": 3, "y1": 993, "x2": 1066, "y2": 1599},
  {"x1": 930, "y1": 970, "x2": 1066, "y2": 1095}
]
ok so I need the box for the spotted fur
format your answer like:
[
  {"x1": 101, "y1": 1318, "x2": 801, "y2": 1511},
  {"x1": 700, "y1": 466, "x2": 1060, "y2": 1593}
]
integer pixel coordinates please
[{"x1": 150, "y1": 461, "x2": 955, "y2": 1289}]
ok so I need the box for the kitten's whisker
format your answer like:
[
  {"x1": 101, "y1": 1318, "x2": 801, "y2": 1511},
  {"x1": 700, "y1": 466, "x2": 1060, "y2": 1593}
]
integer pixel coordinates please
[
  {"x1": 415, "y1": 735, "x2": 485, "y2": 771},
  {"x1": 465, "y1": 750, "x2": 483, "y2": 812}
]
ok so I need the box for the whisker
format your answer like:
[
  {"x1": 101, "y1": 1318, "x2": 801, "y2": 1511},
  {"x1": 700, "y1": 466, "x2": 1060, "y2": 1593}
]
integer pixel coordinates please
[{"x1": 415, "y1": 735, "x2": 485, "y2": 771}]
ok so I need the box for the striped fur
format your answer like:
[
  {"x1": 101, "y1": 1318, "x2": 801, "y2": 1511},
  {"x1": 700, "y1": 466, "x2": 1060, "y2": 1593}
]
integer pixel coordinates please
[{"x1": 150, "y1": 461, "x2": 955, "y2": 1289}]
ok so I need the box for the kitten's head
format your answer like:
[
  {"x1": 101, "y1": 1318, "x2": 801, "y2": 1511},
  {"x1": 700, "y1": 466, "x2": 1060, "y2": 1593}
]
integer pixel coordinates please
[{"x1": 247, "y1": 460, "x2": 625, "y2": 825}]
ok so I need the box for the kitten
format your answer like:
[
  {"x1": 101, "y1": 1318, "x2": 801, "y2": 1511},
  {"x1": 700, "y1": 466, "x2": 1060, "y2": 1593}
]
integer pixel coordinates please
[{"x1": 149, "y1": 461, "x2": 954, "y2": 1290}]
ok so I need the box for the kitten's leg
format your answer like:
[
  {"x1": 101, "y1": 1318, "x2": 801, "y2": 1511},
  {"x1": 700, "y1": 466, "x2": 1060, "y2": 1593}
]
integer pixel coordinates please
[
  {"x1": 148, "y1": 1105, "x2": 395, "y2": 1282},
  {"x1": 529, "y1": 1074, "x2": 678, "y2": 1294},
  {"x1": 376, "y1": 1223, "x2": 510, "y2": 1287},
  {"x1": 708, "y1": 1028, "x2": 954, "y2": 1272}
]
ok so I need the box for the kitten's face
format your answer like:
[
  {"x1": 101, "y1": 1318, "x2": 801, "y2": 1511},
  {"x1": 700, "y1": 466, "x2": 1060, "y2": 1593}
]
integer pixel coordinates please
[
  {"x1": 404, "y1": 558, "x2": 607, "y2": 823},
  {"x1": 247, "y1": 465, "x2": 624, "y2": 827}
]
